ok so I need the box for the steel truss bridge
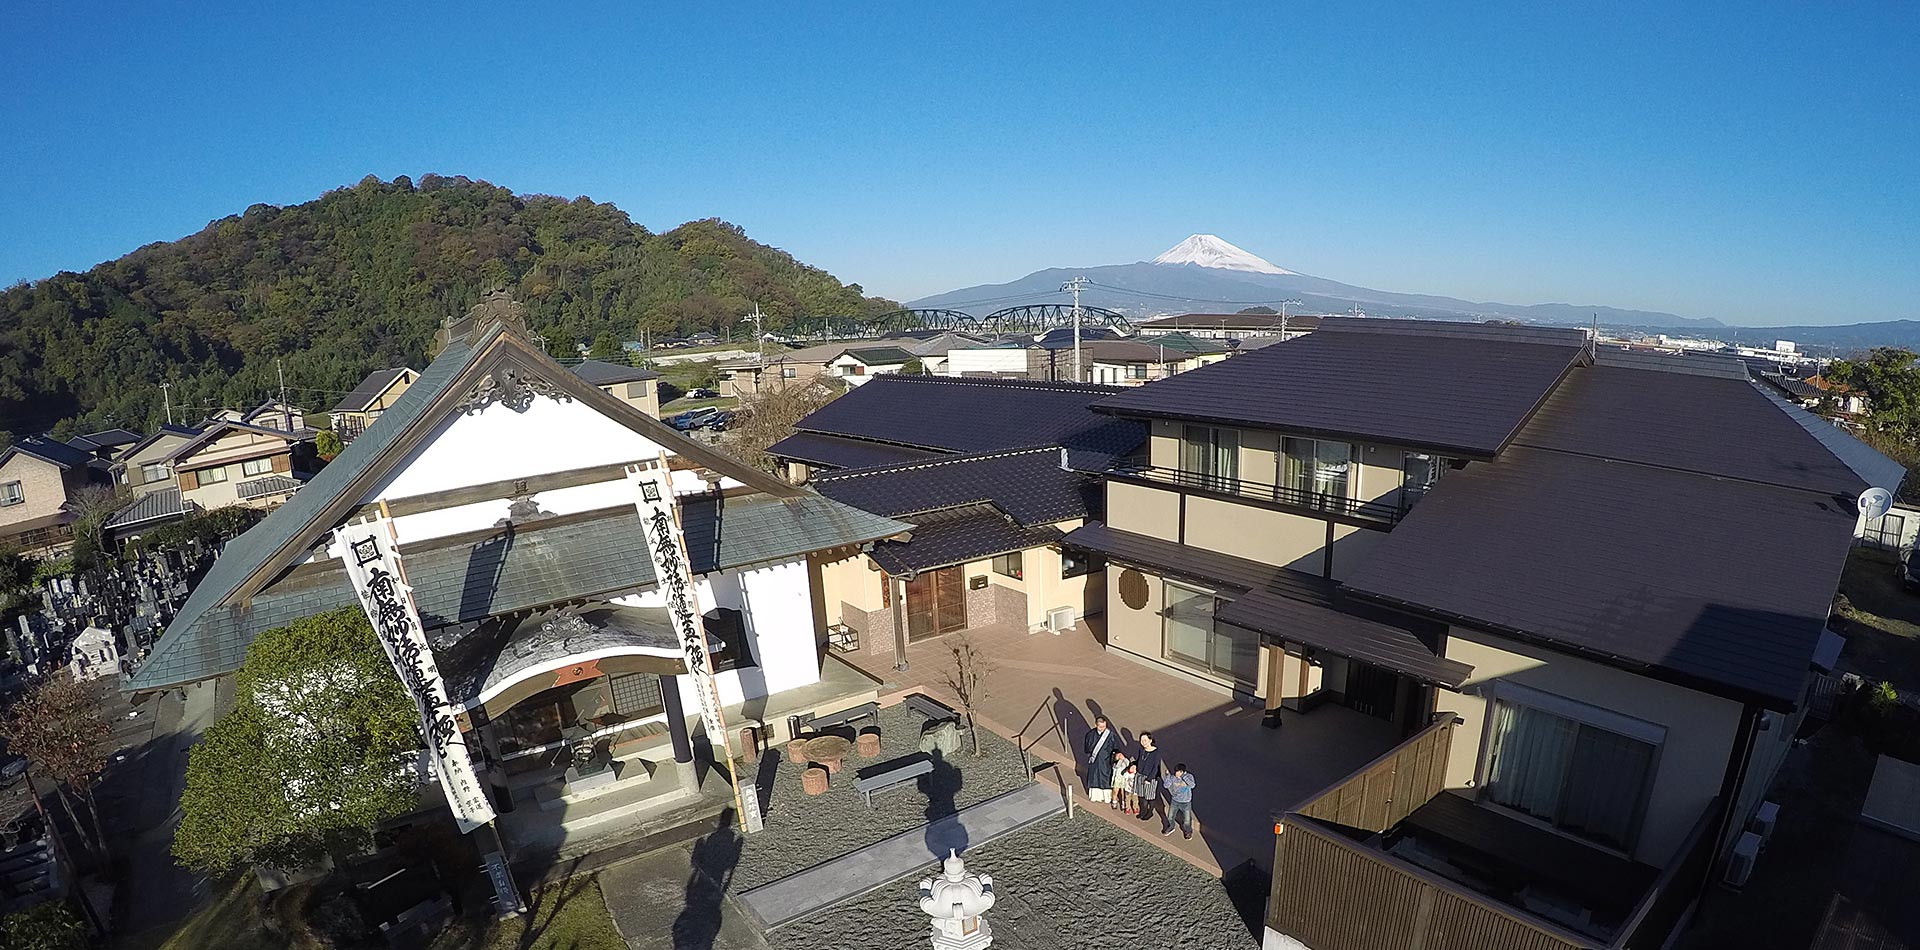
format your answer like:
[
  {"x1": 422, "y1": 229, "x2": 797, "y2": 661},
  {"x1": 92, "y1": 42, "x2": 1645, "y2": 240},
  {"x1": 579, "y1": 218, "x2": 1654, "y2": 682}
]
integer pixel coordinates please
[{"x1": 779, "y1": 305, "x2": 1133, "y2": 341}]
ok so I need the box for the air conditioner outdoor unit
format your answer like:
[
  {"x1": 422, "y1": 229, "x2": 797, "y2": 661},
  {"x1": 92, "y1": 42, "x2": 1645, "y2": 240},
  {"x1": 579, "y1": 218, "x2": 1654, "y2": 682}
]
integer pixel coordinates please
[
  {"x1": 1722, "y1": 831, "x2": 1763, "y2": 889},
  {"x1": 1045, "y1": 606, "x2": 1076, "y2": 635},
  {"x1": 1751, "y1": 801, "x2": 1781, "y2": 846}
]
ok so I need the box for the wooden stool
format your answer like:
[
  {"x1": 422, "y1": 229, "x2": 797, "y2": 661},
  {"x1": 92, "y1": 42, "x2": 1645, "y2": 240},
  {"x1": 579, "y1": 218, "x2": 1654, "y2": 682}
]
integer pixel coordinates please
[
  {"x1": 740, "y1": 726, "x2": 760, "y2": 763},
  {"x1": 856, "y1": 732, "x2": 881, "y2": 758},
  {"x1": 801, "y1": 764, "x2": 829, "y2": 796},
  {"x1": 786, "y1": 740, "x2": 808, "y2": 764}
]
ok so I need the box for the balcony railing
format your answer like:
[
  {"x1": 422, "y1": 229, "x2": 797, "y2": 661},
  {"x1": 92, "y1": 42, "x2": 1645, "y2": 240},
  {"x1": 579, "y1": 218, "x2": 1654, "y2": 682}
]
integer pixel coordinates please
[
  {"x1": 1267, "y1": 713, "x2": 1721, "y2": 950},
  {"x1": 1111, "y1": 464, "x2": 1407, "y2": 525}
]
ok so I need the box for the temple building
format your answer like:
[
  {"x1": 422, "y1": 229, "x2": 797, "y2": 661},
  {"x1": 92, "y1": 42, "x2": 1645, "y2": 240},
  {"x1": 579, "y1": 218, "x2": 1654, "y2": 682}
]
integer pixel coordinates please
[{"x1": 126, "y1": 292, "x2": 909, "y2": 859}]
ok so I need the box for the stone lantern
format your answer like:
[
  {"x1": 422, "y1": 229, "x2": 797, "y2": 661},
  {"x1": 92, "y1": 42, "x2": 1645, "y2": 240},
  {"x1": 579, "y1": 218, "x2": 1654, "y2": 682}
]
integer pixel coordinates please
[{"x1": 918, "y1": 849, "x2": 995, "y2": 949}]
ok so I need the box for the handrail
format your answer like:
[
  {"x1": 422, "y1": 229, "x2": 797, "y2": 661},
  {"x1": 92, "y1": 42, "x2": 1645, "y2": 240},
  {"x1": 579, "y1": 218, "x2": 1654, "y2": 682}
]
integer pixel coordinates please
[
  {"x1": 1112, "y1": 464, "x2": 1407, "y2": 525},
  {"x1": 1012, "y1": 697, "x2": 1067, "y2": 776}
]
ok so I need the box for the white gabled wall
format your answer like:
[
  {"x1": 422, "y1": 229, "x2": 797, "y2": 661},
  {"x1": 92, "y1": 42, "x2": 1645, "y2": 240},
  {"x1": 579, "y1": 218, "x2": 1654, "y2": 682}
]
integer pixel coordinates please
[{"x1": 614, "y1": 557, "x2": 819, "y2": 710}]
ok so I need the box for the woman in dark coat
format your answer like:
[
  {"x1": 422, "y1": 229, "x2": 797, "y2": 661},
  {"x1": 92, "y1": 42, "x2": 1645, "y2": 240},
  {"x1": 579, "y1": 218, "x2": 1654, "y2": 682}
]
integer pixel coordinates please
[{"x1": 1083, "y1": 716, "x2": 1117, "y2": 802}]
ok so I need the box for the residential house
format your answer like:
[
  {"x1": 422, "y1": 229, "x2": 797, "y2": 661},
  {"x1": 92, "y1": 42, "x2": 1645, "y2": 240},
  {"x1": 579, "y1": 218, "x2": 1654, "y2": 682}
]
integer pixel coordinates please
[
  {"x1": 105, "y1": 424, "x2": 207, "y2": 539},
  {"x1": 127, "y1": 291, "x2": 909, "y2": 855},
  {"x1": 1072, "y1": 339, "x2": 1230, "y2": 386},
  {"x1": 204, "y1": 400, "x2": 309, "y2": 432},
  {"x1": 828, "y1": 346, "x2": 917, "y2": 386},
  {"x1": 1135, "y1": 311, "x2": 1321, "y2": 341},
  {"x1": 767, "y1": 375, "x2": 1145, "y2": 660},
  {"x1": 0, "y1": 437, "x2": 106, "y2": 553},
  {"x1": 944, "y1": 341, "x2": 1047, "y2": 380},
  {"x1": 876, "y1": 331, "x2": 987, "y2": 376},
  {"x1": 1066, "y1": 317, "x2": 1899, "y2": 950},
  {"x1": 331, "y1": 368, "x2": 420, "y2": 441},
  {"x1": 716, "y1": 342, "x2": 847, "y2": 397},
  {"x1": 569, "y1": 360, "x2": 662, "y2": 417},
  {"x1": 68, "y1": 428, "x2": 144, "y2": 462},
  {"x1": 163, "y1": 420, "x2": 317, "y2": 510}
]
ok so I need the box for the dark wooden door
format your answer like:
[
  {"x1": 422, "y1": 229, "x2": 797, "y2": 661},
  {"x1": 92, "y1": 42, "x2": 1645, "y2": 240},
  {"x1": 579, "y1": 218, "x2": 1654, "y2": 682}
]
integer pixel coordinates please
[
  {"x1": 1346, "y1": 662, "x2": 1399, "y2": 722},
  {"x1": 904, "y1": 568, "x2": 968, "y2": 641}
]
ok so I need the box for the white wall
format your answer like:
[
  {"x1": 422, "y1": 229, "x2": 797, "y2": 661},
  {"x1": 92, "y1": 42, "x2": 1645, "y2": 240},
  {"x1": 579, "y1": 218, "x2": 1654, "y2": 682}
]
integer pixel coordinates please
[
  {"x1": 946, "y1": 349, "x2": 1031, "y2": 377},
  {"x1": 615, "y1": 557, "x2": 819, "y2": 710}
]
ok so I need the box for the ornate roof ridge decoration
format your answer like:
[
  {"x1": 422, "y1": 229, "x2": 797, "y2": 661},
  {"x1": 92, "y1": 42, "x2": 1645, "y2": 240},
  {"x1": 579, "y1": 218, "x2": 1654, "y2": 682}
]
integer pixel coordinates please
[
  {"x1": 458, "y1": 360, "x2": 572, "y2": 415},
  {"x1": 449, "y1": 288, "x2": 532, "y2": 346}
]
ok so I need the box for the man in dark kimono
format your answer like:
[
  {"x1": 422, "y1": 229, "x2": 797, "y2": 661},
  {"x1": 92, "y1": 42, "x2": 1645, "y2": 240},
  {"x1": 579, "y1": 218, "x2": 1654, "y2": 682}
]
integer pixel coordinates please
[{"x1": 1083, "y1": 715, "x2": 1117, "y2": 803}]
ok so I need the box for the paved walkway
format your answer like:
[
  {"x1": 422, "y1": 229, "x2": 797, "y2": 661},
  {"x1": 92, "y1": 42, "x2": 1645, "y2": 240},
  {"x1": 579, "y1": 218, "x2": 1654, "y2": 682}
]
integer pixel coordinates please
[
  {"x1": 599, "y1": 837, "x2": 769, "y2": 950},
  {"x1": 736, "y1": 782, "x2": 1064, "y2": 929},
  {"x1": 110, "y1": 677, "x2": 222, "y2": 936},
  {"x1": 842, "y1": 614, "x2": 1400, "y2": 874}
]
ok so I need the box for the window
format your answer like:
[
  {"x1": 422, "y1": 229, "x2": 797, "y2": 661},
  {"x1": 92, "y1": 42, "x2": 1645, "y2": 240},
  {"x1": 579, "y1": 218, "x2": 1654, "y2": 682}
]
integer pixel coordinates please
[
  {"x1": 993, "y1": 551, "x2": 1024, "y2": 580},
  {"x1": 1281, "y1": 437, "x2": 1352, "y2": 507},
  {"x1": 141, "y1": 463, "x2": 169, "y2": 484},
  {"x1": 1400, "y1": 452, "x2": 1444, "y2": 512},
  {"x1": 1180, "y1": 425, "x2": 1238, "y2": 491},
  {"x1": 702, "y1": 607, "x2": 756, "y2": 673},
  {"x1": 0, "y1": 482, "x2": 21, "y2": 507},
  {"x1": 241, "y1": 457, "x2": 273, "y2": 477},
  {"x1": 1061, "y1": 550, "x2": 1103, "y2": 579},
  {"x1": 608, "y1": 673, "x2": 665, "y2": 717},
  {"x1": 1483, "y1": 696, "x2": 1660, "y2": 850},
  {"x1": 1161, "y1": 580, "x2": 1259, "y2": 683},
  {"x1": 197, "y1": 466, "x2": 229, "y2": 484},
  {"x1": 1126, "y1": 363, "x2": 1148, "y2": 380},
  {"x1": 849, "y1": 363, "x2": 866, "y2": 376},
  {"x1": 781, "y1": 365, "x2": 797, "y2": 379}
]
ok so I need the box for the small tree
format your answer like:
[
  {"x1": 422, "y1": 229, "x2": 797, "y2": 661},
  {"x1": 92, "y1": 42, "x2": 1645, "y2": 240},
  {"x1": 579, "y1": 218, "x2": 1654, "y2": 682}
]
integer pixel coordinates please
[
  {"x1": 726, "y1": 380, "x2": 841, "y2": 474},
  {"x1": 942, "y1": 637, "x2": 993, "y2": 757},
  {"x1": 174, "y1": 608, "x2": 419, "y2": 874},
  {"x1": 314, "y1": 429, "x2": 343, "y2": 460},
  {"x1": 0, "y1": 676, "x2": 112, "y2": 860},
  {"x1": 0, "y1": 901, "x2": 87, "y2": 950}
]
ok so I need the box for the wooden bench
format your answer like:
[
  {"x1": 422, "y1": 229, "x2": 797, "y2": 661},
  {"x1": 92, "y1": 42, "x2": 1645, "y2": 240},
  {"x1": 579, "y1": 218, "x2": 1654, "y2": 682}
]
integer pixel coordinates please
[
  {"x1": 901, "y1": 693, "x2": 959, "y2": 725},
  {"x1": 790, "y1": 701, "x2": 879, "y2": 738},
  {"x1": 853, "y1": 752, "x2": 935, "y2": 808}
]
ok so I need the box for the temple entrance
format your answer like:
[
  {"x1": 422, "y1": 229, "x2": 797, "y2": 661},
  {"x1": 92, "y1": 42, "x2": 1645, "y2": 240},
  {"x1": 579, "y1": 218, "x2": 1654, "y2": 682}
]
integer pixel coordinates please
[{"x1": 903, "y1": 568, "x2": 967, "y2": 642}]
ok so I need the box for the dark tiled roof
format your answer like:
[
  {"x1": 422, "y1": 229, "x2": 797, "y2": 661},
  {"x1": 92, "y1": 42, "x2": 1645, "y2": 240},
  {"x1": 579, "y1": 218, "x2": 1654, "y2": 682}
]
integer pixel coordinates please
[
  {"x1": 1095, "y1": 317, "x2": 1586, "y2": 457},
  {"x1": 867, "y1": 504, "x2": 1063, "y2": 576},
  {"x1": 116, "y1": 425, "x2": 203, "y2": 463},
  {"x1": 791, "y1": 375, "x2": 1146, "y2": 462},
  {"x1": 105, "y1": 488, "x2": 188, "y2": 530},
  {"x1": 569, "y1": 359, "x2": 661, "y2": 386},
  {"x1": 812, "y1": 448, "x2": 1096, "y2": 526},
  {"x1": 1138, "y1": 312, "x2": 1324, "y2": 332},
  {"x1": 2, "y1": 437, "x2": 94, "y2": 470},
  {"x1": 332, "y1": 368, "x2": 416, "y2": 412},
  {"x1": 1759, "y1": 373, "x2": 1824, "y2": 401},
  {"x1": 1062, "y1": 522, "x2": 1331, "y2": 602},
  {"x1": 1216, "y1": 589, "x2": 1471, "y2": 689},
  {"x1": 765, "y1": 432, "x2": 944, "y2": 472},
  {"x1": 127, "y1": 494, "x2": 908, "y2": 691},
  {"x1": 73, "y1": 428, "x2": 143, "y2": 450},
  {"x1": 1511, "y1": 362, "x2": 1893, "y2": 496},
  {"x1": 1140, "y1": 332, "x2": 1230, "y2": 355},
  {"x1": 236, "y1": 475, "x2": 305, "y2": 500},
  {"x1": 1345, "y1": 445, "x2": 1859, "y2": 709},
  {"x1": 842, "y1": 346, "x2": 917, "y2": 365},
  {"x1": 1081, "y1": 341, "x2": 1186, "y2": 364}
]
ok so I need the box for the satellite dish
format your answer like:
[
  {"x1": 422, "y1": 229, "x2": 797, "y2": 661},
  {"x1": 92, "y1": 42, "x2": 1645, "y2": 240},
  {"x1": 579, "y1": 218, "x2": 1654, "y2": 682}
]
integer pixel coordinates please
[{"x1": 1859, "y1": 487, "x2": 1894, "y2": 521}]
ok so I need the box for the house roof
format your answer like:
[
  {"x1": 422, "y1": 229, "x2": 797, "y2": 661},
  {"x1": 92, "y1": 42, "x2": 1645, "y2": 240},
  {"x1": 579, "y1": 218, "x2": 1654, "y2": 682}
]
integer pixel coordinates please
[
  {"x1": 115, "y1": 424, "x2": 203, "y2": 465},
  {"x1": 811, "y1": 447, "x2": 1097, "y2": 526},
  {"x1": 866, "y1": 504, "x2": 1064, "y2": 576},
  {"x1": 1140, "y1": 332, "x2": 1231, "y2": 356},
  {"x1": 159, "y1": 420, "x2": 313, "y2": 466},
  {"x1": 839, "y1": 346, "x2": 917, "y2": 365},
  {"x1": 236, "y1": 475, "x2": 305, "y2": 500},
  {"x1": 1095, "y1": 317, "x2": 1588, "y2": 458},
  {"x1": 126, "y1": 292, "x2": 907, "y2": 694},
  {"x1": 1080, "y1": 341, "x2": 1187, "y2": 365},
  {"x1": 763, "y1": 431, "x2": 945, "y2": 472},
  {"x1": 1138, "y1": 312, "x2": 1323, "y2": 332},
  {"x1": 1, "y1": 436, "x2": 95, "y2": 470},
  {"x1": 1216, "y1": 589, "x2": 1472, "y2": 689},
  {"x1": 716, "y1": 341, "x2": 857, "y2": 371},
  {"x1": 332, "y1": 368, "x2": 418, "y2": 412},
  {"x1": 105, "y1": 488, "x2": 189, "y2": 531},
  {"x1": 786, "y1": 375, "x2": 1146, "y2": 465},
  {"x1": 71, "y1": 428, "x2": 143, "y2": 451},
  {"x1": 1757, "y1": 372, "x2": 1825, "y2": 402},
  {"x1": 569, "y1": 359, "x2": 661, "y2": 387}
]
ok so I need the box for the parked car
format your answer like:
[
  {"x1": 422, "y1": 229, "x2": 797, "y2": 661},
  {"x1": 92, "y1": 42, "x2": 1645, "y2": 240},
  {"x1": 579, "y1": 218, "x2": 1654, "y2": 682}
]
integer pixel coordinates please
[
  {"x1": 686, "y1": 387, "x2": 719, "y2": 400},
  {"x1": 669, "y1": 407, "x2": 721, "y2": 431},
  {"x1": 1902, "y1": 546, "x2": 1920, "y2": 591},
  {"x1": 697, "y1": 410, "x2": 735, "y2": 431}
]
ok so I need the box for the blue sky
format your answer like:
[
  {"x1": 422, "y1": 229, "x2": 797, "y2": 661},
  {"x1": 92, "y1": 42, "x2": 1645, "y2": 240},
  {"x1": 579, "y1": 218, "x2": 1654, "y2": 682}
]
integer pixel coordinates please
[{"x1": 1, "y1": 2, "x2": 1914, "y2": 326}]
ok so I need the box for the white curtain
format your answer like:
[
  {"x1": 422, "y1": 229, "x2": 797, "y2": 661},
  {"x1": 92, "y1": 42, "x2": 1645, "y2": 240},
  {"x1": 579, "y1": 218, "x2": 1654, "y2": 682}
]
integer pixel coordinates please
[
  {"x1": 1486, "y1": 701, "x2": 1577, "y2": 820},
  {"x1": 1560, "y1": 726, "x2": 1655, "y2": 848}
]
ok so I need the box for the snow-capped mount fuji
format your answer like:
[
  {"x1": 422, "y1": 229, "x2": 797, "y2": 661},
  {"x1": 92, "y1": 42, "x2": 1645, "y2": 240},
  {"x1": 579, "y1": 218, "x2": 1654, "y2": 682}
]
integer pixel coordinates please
[
  {"x1": 1151, "y1": 234, "x2": 1296, "y2": 276},
  {"x1": 909, "y1": 235, "x2": 1722, "y2": 329}
]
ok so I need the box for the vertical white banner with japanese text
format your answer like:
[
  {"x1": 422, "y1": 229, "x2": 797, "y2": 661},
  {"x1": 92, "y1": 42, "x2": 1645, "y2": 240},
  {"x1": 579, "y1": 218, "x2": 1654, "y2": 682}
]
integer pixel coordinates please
[
  {"x1": 333, "y1": 515, "x2": 497, "y2": 833},
  {"x1": 626, "y1": 460, "x2": 763, "y2": 833}
]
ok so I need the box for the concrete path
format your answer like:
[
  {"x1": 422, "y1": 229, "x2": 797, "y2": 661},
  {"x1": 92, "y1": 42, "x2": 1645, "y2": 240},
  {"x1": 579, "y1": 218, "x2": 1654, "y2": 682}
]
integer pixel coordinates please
[
  {"x1": 737, "y1": 782, "x2": 1064, "y2": 929},
  {"x1": 598, "y1": 842, "x2": 769, "y2": 950},
  {"x1": 114, "y1": 678, "x2": 220, "y2": 936}
]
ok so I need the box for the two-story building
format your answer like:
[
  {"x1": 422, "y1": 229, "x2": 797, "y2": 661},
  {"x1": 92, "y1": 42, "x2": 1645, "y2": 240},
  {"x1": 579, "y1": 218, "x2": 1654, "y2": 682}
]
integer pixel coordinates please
[
  {"x1": 0, "y1": 437, "x2": 106, "y2": 553},
  {"x1": 568, "y1": 360, "x2": 662, "y2": 417},
  {"x1": 1065, "y1": 317, "x2": 1899, "y2": 950},
  {"x1": 162, "y1": 420, "x2": 318, "y2": 511},
  {"x1": 828, "y1": 346, "x2": 916, "y2": 386},
  {"x1": 332, "y1": 368, "x2": 421, "y2": 442},
  {"x1": 716, "y1": 342, "x2": 847, "y2": 398}
]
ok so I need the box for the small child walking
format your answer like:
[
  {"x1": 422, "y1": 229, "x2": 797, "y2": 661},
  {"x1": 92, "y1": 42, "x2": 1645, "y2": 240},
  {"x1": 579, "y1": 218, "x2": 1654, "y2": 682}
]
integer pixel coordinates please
[
  {"x1": 1162, "y1": 763, "x2": 1197, "y2": 840},
  {"x1": 1108, "y1": 748, "x2": 1134, "y2": 812}
]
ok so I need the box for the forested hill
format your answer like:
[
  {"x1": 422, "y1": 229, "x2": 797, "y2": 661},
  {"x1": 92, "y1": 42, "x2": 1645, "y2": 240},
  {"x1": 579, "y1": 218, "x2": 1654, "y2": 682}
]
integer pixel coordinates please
[{"x1": 0, "y1": 175, "x2": 895, "y2": 437}]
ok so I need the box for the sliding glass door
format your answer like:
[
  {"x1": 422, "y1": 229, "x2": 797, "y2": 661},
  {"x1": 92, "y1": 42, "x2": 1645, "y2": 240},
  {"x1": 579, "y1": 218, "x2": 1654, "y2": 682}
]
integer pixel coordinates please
[
  {"x1": 1162, "y1": 581, "x2": 1259, "y2": 684},
  {"x1": 1483, "y1": 699, "x2": 1659, "y2": 850},
  {"x1": 1281, "y1": 437, "x2": 1353, "y2": 509},
  {"x1": 1180, "y1": 425, "x2": 1239, "y2": 491}
]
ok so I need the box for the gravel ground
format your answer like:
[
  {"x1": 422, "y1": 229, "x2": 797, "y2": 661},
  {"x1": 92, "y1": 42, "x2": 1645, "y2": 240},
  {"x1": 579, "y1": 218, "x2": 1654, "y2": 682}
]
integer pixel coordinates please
[
  {"x1": 734, "y1": 704, "x2": 1033, "y2": 889},
  {"x1": 766, "y1": 809, "x2": 1259, "y2": 950}
]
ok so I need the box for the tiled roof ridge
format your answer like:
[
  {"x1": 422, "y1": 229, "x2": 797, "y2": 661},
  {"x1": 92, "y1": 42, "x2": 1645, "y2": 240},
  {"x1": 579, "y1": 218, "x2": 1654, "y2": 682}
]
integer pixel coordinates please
[
  {"x1": 1316, "y1": 315, "x2": 1589, "y2": 347},
  {"x1": 866, "y1": 373, "x2": 1128, "y2": 395},
  {"x1": 809, "y1": 445, "x2": 1061, "y2": 483}
]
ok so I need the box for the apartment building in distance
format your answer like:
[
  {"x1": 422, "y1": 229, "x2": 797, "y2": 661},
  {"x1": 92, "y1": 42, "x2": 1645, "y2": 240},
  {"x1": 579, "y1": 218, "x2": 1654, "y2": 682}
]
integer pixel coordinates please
[{"x1": 1066, "y1": 317, "x2": 1898, "y2": 950}]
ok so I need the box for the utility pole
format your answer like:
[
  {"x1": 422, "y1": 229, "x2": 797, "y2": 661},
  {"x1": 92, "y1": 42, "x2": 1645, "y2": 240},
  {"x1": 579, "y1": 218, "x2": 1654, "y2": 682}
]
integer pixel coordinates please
[
  {"x1": 742, "y1": 303, "x2": 765, "y2": 366},
  {"x1": 1061, "y1": 276, "x2": 1089, "y2": 382},
  {"x1": 1278, "y1": 299, "x2": 1302, "y2": 340},
  {"x1": 276, "y1": 358, "x2": 292, "y2": 430},
  {"x1": 159, "y1": 382, "x2": 173, "y2": 426}
]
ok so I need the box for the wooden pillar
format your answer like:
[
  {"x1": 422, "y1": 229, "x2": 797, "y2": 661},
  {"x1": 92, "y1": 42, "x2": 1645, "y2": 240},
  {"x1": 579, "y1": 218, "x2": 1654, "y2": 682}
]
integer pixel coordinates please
[
  {"x1": 660, "y1": 673, "x2": 694, "y2": 764},
  {"x1": 891, "y1": 575, "x2": 909, "y2": 672},
  {"x1": 1265, "y1": 646, "x2": 1286, "y2": 713}
]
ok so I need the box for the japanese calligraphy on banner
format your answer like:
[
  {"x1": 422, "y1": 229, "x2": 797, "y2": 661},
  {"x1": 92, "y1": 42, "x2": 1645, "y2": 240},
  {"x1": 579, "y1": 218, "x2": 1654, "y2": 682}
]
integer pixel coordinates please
[
  {"x1": 332, "y1": 515, "x2": 497, "y2": 833},
  {"x1": 626, "y1": 460, "x2": 762, "y2": 833}
]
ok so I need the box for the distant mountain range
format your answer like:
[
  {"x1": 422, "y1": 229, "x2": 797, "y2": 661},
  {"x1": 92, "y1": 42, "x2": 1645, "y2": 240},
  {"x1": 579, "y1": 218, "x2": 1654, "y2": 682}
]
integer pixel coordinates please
[{"x1": 912, "y1": 234, "x2": 1728, "y2": 331}]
